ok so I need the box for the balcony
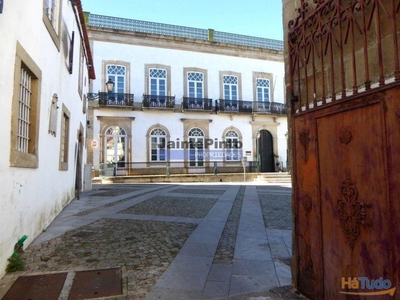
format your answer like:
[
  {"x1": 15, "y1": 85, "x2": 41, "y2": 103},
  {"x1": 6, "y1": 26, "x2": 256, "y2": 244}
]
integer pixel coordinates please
[
  {"x1": 216, "y1": 99, "x2": 253, "y2": 113},
  {"x1": 254, "y1": 101, "x2": 287, "y2": 114},
  {"x1": 181, "y1": 97, "x2": 213, "y2": 112},
  {"x1": 216, "y1": 99, "x2": 287, "y2": 115},
  {"x1": 142, "y1": 94, "x2": 175, "y2": 109},
  {"x1": 88, "y1": 92, "x2": 135, "y2": 107}
]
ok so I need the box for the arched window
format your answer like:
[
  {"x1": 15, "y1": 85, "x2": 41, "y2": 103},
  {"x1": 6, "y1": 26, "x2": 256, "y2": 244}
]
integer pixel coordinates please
[
  {"x1": 150, "y1": 128, "x2": 166, "y2": 161},
  {"x1": 188, "y1": 128, "x2": 204, "y2": 167},
  {"x1": 105, "y1": 126, "x2": 127, "y2": 164},
  {"x1": 225, "y1": 130, "x2": 240, "y2": 161}
]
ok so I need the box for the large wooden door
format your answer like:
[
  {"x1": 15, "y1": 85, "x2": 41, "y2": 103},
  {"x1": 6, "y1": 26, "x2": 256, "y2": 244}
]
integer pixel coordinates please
[{"x1": 293, "y1": 88, "x2": 400, "y2": 300}]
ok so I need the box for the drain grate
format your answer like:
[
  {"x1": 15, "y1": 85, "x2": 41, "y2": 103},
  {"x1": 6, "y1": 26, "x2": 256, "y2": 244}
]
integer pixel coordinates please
[
  {"x1": 68, "y1": 268, "x2": 122, "y2": 299},
  {"x1": 72, "y1": 231, "x2": 97, "y2": 239},
  {"x1": 2, "y1": 273, "x2": 67, "y2": 300}
]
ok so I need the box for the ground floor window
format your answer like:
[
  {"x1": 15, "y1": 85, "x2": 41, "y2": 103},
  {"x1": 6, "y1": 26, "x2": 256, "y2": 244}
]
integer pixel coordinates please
[
  {"x1": 189, "y1": 128, "x2": 204, "y2": 167},
  {"x1": 150, "y1": 128, "x2": 166, "y2": 161},
  {"x1": 105, "y1": 126, "x2": 127, "y2": 165}
]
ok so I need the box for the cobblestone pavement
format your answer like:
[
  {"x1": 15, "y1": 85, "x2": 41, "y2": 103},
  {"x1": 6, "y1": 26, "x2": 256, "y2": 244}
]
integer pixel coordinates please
[{"x1": 0, "y1": 183, "x2": 303, "y2": 300}]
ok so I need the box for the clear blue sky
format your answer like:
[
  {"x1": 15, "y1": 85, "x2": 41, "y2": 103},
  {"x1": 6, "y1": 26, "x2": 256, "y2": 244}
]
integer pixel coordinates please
[{"x1": 81, "y1": 0, "x2": 284, "y2": 41}]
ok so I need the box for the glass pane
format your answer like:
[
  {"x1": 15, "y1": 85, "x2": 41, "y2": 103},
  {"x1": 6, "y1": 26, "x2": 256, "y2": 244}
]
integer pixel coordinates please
[
  {"x1": 160, "y1": 148, "x2": 165, "y2": 161},
  {"x1": 106, "y1": 137, "x2": 115, "y2": 163},
  {"x1": 232, "y1": 86, "x2": 237, "y2": 100}
]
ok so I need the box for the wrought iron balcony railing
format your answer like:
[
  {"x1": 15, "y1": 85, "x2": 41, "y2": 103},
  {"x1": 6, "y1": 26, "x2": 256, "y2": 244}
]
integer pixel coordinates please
[
  {"x1": 253, "y1": 101, "x2": 287, "y2": 114},
  {"x1": 87, "y1": 92, "x2": 134, "y2": 107},
  {"x1": 181, "y1": 97, "x2": 213, "y2": 111},
  {"x1": 142, "y1": 94, "x2": 175, "y2": 109},
  {"x1": 216, "y1": 99, "x2": 253, "y2": 113},
  {"x1": 216, "y1": 99, "x2": 287, "y2": 115}
]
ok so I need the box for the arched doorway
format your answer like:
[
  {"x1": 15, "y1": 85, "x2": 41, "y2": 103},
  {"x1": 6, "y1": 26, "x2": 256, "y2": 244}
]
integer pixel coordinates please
[
  {"x1": 104, "y1": 126, "x2": 127, "y2": 165},
  {"x1": 258, "y1": 130, "x2": 274, "y2": 172}
]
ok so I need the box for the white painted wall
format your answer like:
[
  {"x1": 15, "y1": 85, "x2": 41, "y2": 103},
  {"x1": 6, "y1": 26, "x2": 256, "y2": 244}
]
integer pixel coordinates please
[
  {"x1": 0, "y1": 0, "x2": 90, "y2": 279},
  {"x1": 89, "y1": 35, "x2": 287, "y2": 171},
  {"x1": 91, "y1": 41, "x2": 285, "y2": 104}
]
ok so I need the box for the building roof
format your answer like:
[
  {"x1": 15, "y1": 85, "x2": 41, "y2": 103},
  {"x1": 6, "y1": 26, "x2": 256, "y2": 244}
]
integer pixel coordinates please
[
  {"x1": 76, "y1": 0, "x2": 96, "y2": 79},
  {"x1": 85, "y1": 13, "x2": 284, "y2": 52}
]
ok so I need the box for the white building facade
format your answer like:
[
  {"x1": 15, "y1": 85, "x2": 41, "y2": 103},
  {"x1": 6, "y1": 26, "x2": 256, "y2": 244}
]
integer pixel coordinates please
[
  {"x1": 0, "y1": 0, "x2": 94, "y2": 277},
  {"x1": 87, "y1": 14, "x2": 287, "y2": 177}
]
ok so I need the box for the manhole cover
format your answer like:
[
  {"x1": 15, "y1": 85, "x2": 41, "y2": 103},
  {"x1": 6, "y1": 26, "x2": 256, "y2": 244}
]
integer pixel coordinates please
[
  {"x1": 72, "y1": 231, "x2": 97, "y2": 239},
  {"x1": 2, "y1": 273, "x2": 67, "y2": 300},
  {"x1": 68, "y1": 268, "x2": 122, "y2": 299}
]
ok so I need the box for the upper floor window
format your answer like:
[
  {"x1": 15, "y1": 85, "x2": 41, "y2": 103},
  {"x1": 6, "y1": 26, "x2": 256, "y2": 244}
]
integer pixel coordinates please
[
  {"x1": 107, "y1": 65, "x2": 126, "y2": 93},
  {"x1": 187, "y1": 72, "x2": 204, "y2": 98},
  {"x1": 45, "y1": 0, "x2": 60, "y2": 32},
  {"x1": 150, "y1": 128, "x2": 166, "y2": 162},
  {"x1": 43, "y1": 0, "x2": 61, "y2": 49},
  {"x1": 257, "y1": 78, "x2": 270, "y2": 102},
  {"x1": 150, "y1": 68, "x2": 167, "y2": 96},
  {"x1": 223, "y1": 75, "x2": 238, "y2": 101}
]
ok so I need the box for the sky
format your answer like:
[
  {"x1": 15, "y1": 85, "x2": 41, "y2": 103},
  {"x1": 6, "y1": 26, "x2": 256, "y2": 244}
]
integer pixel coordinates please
[{"x1": 80, "y1": 0, "x2": 284, "y2": 41}]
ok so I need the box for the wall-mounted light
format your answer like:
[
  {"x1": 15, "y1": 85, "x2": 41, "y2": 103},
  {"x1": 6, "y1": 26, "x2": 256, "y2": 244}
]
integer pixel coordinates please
[{"x1": 105, "y1": 79, "x2": 115, "y2": 93}]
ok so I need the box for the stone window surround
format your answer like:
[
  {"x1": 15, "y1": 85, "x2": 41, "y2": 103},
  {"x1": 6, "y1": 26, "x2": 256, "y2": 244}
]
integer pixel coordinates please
[
  {"x1": 183, "y1": 67, "x2": 209, "y2": 98},
  {"x1": 145, "y1": 64, "x2": 171, "y2": 95},
  {"x1": 146, "y1": 124, "x2": 171, "y2": 164},
  {"x1": 97, "y1": 116, "x2": 134, "y2": 164},
  {"x1": 10, "y1": 41, "x2": 42, "y2": 169},
  {"x1": 180, "y1": 118, "x2": 212, "y2": 165},
  {"x1": 102, "y1": 60, "x2": 131, "y2": 93},
  {"x1": 253, "y1": 71, "x2": 274, "y2": 102},
  {"x1": 219, "y1": 71, "x2": 242, "y2": 100},
  {"x1": 42, "y1": 0, "x2": 62, "y2": 51},
  {"x1": 59, "y1": 103, "x2": 71, "y2": 171},
  {"x1": 221, "y1": 126, "x2": 242, "y2": 164}
]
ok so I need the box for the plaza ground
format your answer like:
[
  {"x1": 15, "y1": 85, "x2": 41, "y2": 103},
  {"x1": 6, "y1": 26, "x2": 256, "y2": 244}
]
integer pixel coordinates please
[{"x1": 0, "y1": 182, "x2": 306, "y2": 300}]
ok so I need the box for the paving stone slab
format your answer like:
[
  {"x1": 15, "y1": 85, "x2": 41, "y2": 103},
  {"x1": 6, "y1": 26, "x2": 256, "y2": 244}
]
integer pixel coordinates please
[
  {"x1": 232, "y1": 259, "x2": 275, "y2": 276},
  {"x1": 201, "y1": 280, "x2": 230, "y2": 299},
  {"x1": 207, "y1": 264, "x2": 233, "y2": 282},
  {"x1": 229, "y1": 274, "x2": 280, "y2": 297}
]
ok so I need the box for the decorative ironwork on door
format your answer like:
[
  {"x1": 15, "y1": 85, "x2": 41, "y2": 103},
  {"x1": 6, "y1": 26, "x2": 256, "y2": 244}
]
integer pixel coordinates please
[{"x1": 288, "y1": 0, "x2": 400, "y2": 114}]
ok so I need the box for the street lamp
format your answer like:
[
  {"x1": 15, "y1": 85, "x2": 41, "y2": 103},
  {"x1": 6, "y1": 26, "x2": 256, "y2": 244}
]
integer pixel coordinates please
[{"x1": 105, "y1": 79, "x2": 115, "y2": 93}]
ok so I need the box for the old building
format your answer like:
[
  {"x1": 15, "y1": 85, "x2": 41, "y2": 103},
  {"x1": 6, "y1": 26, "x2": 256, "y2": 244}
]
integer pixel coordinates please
[
  {"x1": 86, "y1": 13, "x2": 288, "y2": 178},
  {"x1": 0, "y1": 0, "x2": 94, "y2": 277}
]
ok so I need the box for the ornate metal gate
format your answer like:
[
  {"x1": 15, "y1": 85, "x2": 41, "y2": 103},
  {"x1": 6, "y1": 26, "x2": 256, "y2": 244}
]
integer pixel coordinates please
[{"x1": 288, "y1": 1, "x2": 400, "y2": 299}]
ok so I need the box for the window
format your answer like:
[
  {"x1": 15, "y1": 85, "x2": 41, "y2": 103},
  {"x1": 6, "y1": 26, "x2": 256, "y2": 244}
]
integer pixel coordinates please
[
  {"x1": 10, "y1": 42, "x2": 41, "y2": 168},
  {"x1": 150, "y1": 129, "x2": 166, "y2": 162},
  {"x1": 107, "y1": 65, "x2": 126, "y2": 93},
  {"x1": 225, "y1": 130, "x2": 240, "y2": 161},
  {"x1": 150, "y1": 68, "x2": 167, "y2": 96},
  {"x1": 189, "y1": 128, "x2": 204, "y2": 167},
  {"x1": 45, "y1": 0, "x2": 59, "y2": 30},
  {"x1": 257, "y1": 78, "x2": 270, "y2": 102},
  {"x1": 17, "y1": 68, "x2": 32, "y2": 153},
  {"x1": 223, "y1": 75, "x2": 238, "y2": 101},
  {"x1": 59, "y1": 104, "x2": 70, "y2": 171},
  {"x1": 188, "y1": 72, "x2": 204, "y2": 98},
  {"x1": 43, "y1": 0, "x2": 61, "y2": 49},
  {"x1": 105, "y1": 126, "x2": 127, "y2": 165}
]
